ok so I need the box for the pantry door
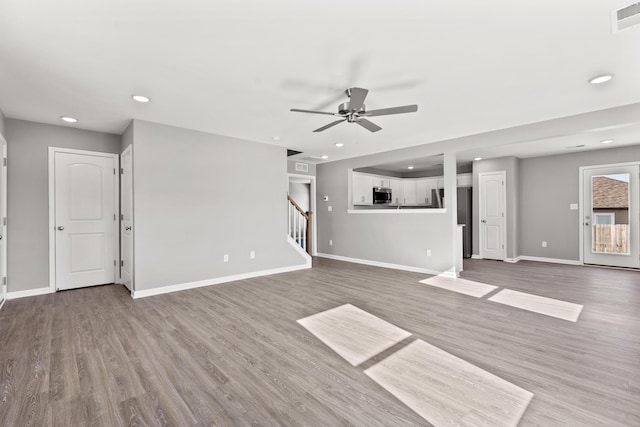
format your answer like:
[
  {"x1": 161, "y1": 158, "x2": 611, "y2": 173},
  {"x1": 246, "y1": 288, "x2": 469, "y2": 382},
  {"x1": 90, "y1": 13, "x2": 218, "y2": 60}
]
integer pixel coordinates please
[{"x1": 479, "y1": 171, "x2": 506, "y2": 261}]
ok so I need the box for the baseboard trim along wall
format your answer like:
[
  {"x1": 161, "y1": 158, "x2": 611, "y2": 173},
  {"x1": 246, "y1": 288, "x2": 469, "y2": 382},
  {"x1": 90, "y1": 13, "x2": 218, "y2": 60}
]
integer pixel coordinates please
[
  {"x1": 316, "y1": 253, "x2": 455, "y2": 277},
  {"x1": 471, "y1": 255, "x2": 581, "y2": 266},
  {"x1": 7, "y1": 286, "x2": 53, "y2": 300},
  {"x1": 471, "y1": 254, "x2": 482, "y2": 259},
  {"x1": 518, "y1": 256, "x2": 581, "y2": 266},
  {"x1": 132, "y1": 262, "x2": 311, "y2": 299}
]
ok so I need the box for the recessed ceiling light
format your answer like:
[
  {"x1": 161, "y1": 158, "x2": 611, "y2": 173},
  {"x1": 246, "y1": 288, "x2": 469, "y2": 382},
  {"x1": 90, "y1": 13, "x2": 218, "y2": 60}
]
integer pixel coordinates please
[
  {"x1": 589, "y1": 74, "x2": 613, "y2": 85},
  {"x1": 407, "y1": 166, "x2": 414, "y2": 170},
  {"x1": 60, "y1": 116, "x2": 78, "y2": 123},
  {"x1": 132, "y1": 95, "x2": 150, "y2": 103},
  {"x1": 272, "y1": 136, "x2": 280, "y2": 141},
  {"x1": 474, "y1": 157, "x2": 482, "y2": 161},
  {"x1": 335, "y1": 143, "x2": 344, "y2": 147},
  {"x1": 321, "y1": 155, "x2": 329, "y2": 160},
  {"x1": 601, "y1": 139, "x2": 614, "y2": 144}
]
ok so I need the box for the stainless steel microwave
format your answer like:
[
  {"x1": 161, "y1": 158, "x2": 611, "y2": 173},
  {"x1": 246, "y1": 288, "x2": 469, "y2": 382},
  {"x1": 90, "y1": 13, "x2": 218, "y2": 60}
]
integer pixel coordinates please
[{"x1": 373, "y1": 187, "x2": 392, "y2": 204}]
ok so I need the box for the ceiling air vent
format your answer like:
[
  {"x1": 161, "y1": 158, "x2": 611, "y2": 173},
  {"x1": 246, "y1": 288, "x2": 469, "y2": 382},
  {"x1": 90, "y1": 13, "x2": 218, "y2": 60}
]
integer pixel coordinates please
[
  {"x1": 612, "y1": 2, "x2": 640, "y2": 32},
  {"x1": 295, "y1": 162, "x2": 309, "y2": 172}
]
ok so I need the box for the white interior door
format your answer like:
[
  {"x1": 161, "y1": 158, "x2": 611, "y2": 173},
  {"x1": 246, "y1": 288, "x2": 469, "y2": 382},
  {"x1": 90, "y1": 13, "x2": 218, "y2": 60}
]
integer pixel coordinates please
[
  {"x1": 53, "y1": 150, "x2": 118, "y2": 290},
  {"x1": 583, "y1": 164, "x2": 639, "y2": 268},
  {"x1": 479, "y1": 171, "x2": 506, "y2": 260},
  {"x1": 120, "y1": 146, "x2": 133, "y2": 291}
]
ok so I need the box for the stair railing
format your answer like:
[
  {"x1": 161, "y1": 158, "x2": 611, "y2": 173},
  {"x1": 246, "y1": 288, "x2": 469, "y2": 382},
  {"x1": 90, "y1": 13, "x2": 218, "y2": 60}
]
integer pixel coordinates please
[{"x1": 287, "y1": 195, "x2": 312, "y2": 255}]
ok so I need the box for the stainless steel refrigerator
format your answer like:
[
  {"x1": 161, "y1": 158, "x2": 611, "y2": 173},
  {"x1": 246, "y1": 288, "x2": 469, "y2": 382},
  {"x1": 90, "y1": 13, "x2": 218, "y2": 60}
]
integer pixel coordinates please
[{"x1": 457, "y1": 187, "x2": 472, "y2": 258}]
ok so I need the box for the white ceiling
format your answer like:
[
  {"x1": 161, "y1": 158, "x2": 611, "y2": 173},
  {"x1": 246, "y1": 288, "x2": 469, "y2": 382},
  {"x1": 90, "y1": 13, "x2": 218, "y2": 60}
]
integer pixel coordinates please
[{"x1": 1, "y1": 0, "x2": 639, "y2": 162}]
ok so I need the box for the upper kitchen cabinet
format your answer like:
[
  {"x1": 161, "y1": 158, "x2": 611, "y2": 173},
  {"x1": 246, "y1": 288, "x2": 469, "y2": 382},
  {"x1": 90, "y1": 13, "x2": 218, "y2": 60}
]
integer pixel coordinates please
[
  {"x1": 417, "y1": 177, "x2": 439, "y2": 205},
  {"x1": 352, "y1": 172, "x2": 373, "y2": 205},
  {"x1": 402, "y1": 180, "x2": 417, "y2": 205},
  {"x1": 373, "y1": 177, "x2": 390, "y2": 188},
  {"x1": 389, "y1": 179, "x2": 403, "y2": 205}
]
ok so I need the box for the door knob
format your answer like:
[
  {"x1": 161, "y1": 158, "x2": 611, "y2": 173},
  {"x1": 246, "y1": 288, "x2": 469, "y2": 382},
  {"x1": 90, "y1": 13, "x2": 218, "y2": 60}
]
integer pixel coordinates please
[
  {"x1": 481, "y1": 219, "x2": 487, "y2": 223},
  {"x1": 125, "y1": 226, "x2": 131, "y2": 231},
  {"x1": 57, "y1": 226, "x2": 64, "y2": 231}
]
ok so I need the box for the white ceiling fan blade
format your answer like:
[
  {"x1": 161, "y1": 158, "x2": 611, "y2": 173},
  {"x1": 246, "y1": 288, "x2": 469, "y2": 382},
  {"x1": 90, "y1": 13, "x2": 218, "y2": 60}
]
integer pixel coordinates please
[
  {"x1": 348, "y1": 87, "x2": 368, "y2": 111},
  {"x1": 290, "y1": 108, "x2": 337, "y2": 116},
  {"x1": 313, "y1": 119, "x2": 346, "y2": 132},
  {"x1": 357, "y1": 118, "x2": 382, "y2": 132},
  {"x1": 363, "y1": 105, "x2": 418, "y2": 117}
]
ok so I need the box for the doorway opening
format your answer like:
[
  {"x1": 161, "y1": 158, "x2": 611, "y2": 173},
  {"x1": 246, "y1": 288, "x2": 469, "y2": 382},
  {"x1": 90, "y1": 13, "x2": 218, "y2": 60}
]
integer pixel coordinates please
[{"x1": 288, "y1": 174, "x2": 316, "y2": 256}]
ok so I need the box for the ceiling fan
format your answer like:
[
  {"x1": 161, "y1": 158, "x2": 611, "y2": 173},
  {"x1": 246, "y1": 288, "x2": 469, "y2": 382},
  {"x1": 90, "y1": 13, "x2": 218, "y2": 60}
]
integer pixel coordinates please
[{"x1": 290, "y1": 87, "x2": 418, "y2": 133}]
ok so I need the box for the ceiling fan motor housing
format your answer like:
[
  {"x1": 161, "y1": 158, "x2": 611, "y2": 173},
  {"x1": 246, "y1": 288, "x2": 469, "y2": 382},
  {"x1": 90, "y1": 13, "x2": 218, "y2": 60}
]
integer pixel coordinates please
[{"x1": 338, "y1": 101, "x2": 365, "y2": 115}]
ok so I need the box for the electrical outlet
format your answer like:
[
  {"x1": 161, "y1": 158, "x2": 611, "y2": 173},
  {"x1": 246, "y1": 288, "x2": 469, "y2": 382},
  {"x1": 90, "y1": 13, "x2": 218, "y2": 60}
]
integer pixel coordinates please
[
  {"x1": 329, "y1": 239, "x2": 333, "y2": 246},
  {"x1": 542, "y1": 241, "x2": 547, "y2": 248},
  {"x1": 223, "y1": 254, "x2": 229, "y2": 262},
  {"x1": 427, "y1": 249, "x2": 432, "y2": 257},
  {"x1": 250, "y1": 250, "x2": 255, "y2": 259}
]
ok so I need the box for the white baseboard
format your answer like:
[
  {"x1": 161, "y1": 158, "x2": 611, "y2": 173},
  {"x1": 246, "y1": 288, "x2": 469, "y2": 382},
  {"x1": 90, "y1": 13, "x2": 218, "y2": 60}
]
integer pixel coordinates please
[
  {"x1": 132, "y1": 263, "x2": 311, "y2": 299},
  {"x1": 471, "y1": 254, "x2": 482, "y2": 259},
  {"x1": 7, "y1": 287, "x2": 53, "y2": 300},
  {"x1": 518, "y1": 256, "x2": 581, "y2": 266},
  {"x1": 504, "y1": 257, "x2": 521, "y2": 263},
  {"x1": 316, "y1": 252, "x2": 450, "y2": 276}
]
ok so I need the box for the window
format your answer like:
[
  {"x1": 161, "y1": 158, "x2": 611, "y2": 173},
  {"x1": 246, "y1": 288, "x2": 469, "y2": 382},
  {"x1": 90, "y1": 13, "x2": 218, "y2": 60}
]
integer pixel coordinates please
[{"x1": 594, "y1": 213, "x2": 615, "y2": 225}]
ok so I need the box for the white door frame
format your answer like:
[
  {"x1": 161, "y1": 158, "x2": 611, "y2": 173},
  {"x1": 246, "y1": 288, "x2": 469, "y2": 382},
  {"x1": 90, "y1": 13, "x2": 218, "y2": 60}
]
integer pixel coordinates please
[
  {"x1": 478, "y1": 170, "x2": 507, "y2": 261},
  {"x1": 48, "y1": 147, "x2": 120, "y2": 292},
  {"x1": 579, "y1": 161, "x2": 640, "y2": 266},
  {"x1": 120, "y1": 145, "x2": 134, "y2": 292},
  {"x1": 288, "y1": 173, "x2": 317, "y2": 256},
  {"x1": 0, "y1": 135, "x2": 7, "y2": 307}
]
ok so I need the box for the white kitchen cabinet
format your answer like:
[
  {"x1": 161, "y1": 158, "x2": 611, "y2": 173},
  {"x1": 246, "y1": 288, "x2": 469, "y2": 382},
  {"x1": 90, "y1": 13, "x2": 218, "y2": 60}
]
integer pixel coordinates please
[
  {"x1": 389, "y1": 179, "x2": 403, "y2": 205},
  {"x1": 416, "y1": 179, "x2": 429, "y2": 205},
  {"x1": 457, "y1": 173, "x2": 472, "y2": 187},
  {"x1": 402, "y1": 180, "x2": 417, "y2": 205},
  {"x1": 373, "y1": 177, "x2": 390, "y2": 188},
  {"x1": 352, "y1": 173, "x2": 373, "y2": 205},
  {"x1": 420, "y1": 177, "x2": 439, "y2": 206}
]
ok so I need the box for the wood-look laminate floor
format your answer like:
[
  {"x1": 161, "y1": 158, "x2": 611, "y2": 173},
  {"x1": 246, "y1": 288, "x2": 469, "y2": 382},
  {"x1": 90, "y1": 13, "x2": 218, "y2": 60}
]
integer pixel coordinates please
[{"x1": 0, "y1": 258, "x2": 638, "y2": 426}]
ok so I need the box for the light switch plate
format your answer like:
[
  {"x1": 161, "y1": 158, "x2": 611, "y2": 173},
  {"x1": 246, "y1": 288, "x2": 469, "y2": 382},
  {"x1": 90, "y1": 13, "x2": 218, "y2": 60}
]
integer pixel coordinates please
[
  {"x1": 570, "y1": 203, "x2": 578, "y2": 210},
  {"x1": 328, "y1": 206, "x2": 332, "y2": 211}
]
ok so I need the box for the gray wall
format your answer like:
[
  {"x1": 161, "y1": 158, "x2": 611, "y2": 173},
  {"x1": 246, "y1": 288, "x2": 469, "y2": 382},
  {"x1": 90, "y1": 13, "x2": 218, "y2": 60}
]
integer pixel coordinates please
[
  {"x1": 519, "y1": 145, "x2": 640, "y2": 261},
  {"x1": 316, "y1": 151, "x2": 457, "y2": 274},
  {"x1": 132, "y1": 120, "x2": 306, "y2": 291},
  {"x1": 6, "y1": 119, "x2": 121, "y2": 292},
  {"x1": 472, "y1": 156, "x2": 520, "y2": 259},
  {"x1": 121, "y1": 121, "x2": 133, "y2": 151},
  {"x1": 0, "y1": 108, "x2": 6, "y2": 138}
]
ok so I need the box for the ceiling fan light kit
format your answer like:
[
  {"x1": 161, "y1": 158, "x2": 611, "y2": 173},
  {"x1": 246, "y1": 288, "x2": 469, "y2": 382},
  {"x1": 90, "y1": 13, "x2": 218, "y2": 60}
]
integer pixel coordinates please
[{"x1": 291, "y1": 87, "x2": 418, "y2": 133}]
